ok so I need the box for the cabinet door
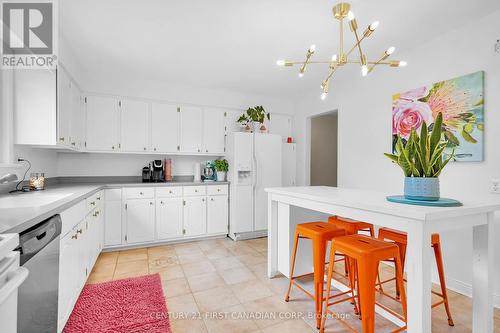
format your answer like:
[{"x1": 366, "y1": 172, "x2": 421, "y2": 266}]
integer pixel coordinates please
[
  {"x1": 120, "y1": 99, "x2": 149, "y2": 152},
  {"x1": 125, "y1": 199, "x2": 155, "y2": 244},
  {"x1": 58, "y1": 68, "x2": 72, "y2": 147},
  {"x1": 70, "y1": 84, "x2": 84, "y2": 150},
  {"x1": 179, "y1": 106, "x2": 203, "y2": 153},
  {"x1": 156, "y1": 198, "x2": 183, "y2": 240},
  {"x1": 58, "y1": 231, "x2": 77, "y2": 329},
  {"x1": 183, "y1": 197, "x2": 206, "y2": 236},
  {"x1": 104, "y1": 199, "x2": 122, "y2": 247},
  {"x1": 151, "y1": 103, "x2": 179, "y2": 153},
  {"x1": 85, "y1": 96, "x2": 119, "y2": 151},
  {"x1": 207, "y1": 195, "x2": 228, "y2": 234},
  {"x1": 203, "y1": 108, "x2": 226, "y2": 154}
]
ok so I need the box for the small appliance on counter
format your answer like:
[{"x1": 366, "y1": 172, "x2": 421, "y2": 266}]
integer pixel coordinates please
[
  {"x1": 164, "y1": 159, "x2": 172, "y2": 181},
  {"x1": 152, "y1": 160, "x2": 164, "y2": 182},
  {"x1": 28, "y1": 173, "x2": 45, "y2": 191},
  {"x1": 201, "y1": 161, "x2": 216, "y2": 182},
  {"x1": 142, "y1": 166, "x2": 152, "y2": 182}
]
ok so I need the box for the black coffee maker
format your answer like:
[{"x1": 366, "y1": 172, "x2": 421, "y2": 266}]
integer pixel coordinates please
[{"x1": 152, "y1": 160, "x2": 164, "y2": 182}]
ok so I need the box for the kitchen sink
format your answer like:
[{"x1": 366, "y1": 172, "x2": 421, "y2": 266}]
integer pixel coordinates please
[{"x1": 0, "y1": 193, "x2": 73, "y2": 209}]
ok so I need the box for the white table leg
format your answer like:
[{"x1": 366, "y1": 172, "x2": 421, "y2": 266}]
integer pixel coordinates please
[
  {"x1": 406, "y1": 222, "x2": 432, "y2": 333},
  {"x1": 472, "y1": 213, "x2": 494, "y2": 332},
  {"x1": 267, "y1": 197, "x2": 279, "y2": 278}
]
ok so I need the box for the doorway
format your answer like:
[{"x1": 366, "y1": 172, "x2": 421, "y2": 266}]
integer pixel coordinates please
[{"x1": 309, "y1": 111, "x2": 338, "y2": 186}]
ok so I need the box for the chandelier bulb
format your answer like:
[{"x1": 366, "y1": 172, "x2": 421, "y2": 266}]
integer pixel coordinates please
[
  {"x1": 298, "y1": 72, "x2": 304, "y2": 78},
  {"x1": 347, "y1": 11, "x2": 355, "y2": 21},
  {"x1": 361, "y1": 65, "x2": 369, "y2": 77},
  {"x1": 369, "y1": 21, "x2": 379, "y2": 31},
  {"x1": 398, "y1": 61, "x2": 407, "y2": 67},
  {"x1": 385, "y1": 46, "x2": 396, "y2": 55},
  {"x1": 331, "y1": 54, "x2": 338, "y2": 62},
  {"x1": 321, "y1": 92, "x2": 328, "y2": 100},
  {"x1": 276, "y1": 60, "x2": 286, "y2": 66},
  {"x1": 309, "y1": 44, "x2": 316, "y2": 53}
]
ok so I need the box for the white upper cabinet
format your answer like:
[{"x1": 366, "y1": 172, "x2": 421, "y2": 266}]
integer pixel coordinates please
[
  {"x1": 179, "y1": 106, "x2": 203, "y2": 153},
  {"x1": 203, "y1": 108, "x2": 226, "y2": 154},
  {"x1": 14, "y1": 69, "x2": 57, "y2": 145},
  {"x1": 58, "y1": 68, "x2": 72, "y2": 147},
  {"x1": 120, "y1": 99, "x2": 149, "y2": 152},
  {"x1": 85, "y1": 96, "x2": 120, "y2": 151},
  {"x1": 70, "y1": 83, "x2": 84, "y2": 150},
  {"x1": 151, "y1": 103, "x2": 179, "y2": 153}
]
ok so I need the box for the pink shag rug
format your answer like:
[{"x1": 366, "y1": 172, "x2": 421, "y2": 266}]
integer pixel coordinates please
[{"x1": 63, "y1": 274, "x2": 171, "y2": 333}]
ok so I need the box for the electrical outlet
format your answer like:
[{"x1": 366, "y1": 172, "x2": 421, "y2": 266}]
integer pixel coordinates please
[{"x1": 491, "y1": 179, "x2": 500, "y2": 194}]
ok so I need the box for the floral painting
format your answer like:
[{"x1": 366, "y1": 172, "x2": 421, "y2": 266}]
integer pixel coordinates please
[{"x1": 392, "y1": 71, "x2": 484, "y2": 161}]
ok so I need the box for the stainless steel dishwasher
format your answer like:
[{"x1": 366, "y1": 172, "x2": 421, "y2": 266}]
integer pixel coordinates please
[{"x1": 16, "y1": 215, "x2": 61, "y2": 333}]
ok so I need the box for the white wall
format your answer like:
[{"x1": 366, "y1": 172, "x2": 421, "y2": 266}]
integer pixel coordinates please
[{"x1": 293, "y1": 11, "x2": 500, "y2": 305}]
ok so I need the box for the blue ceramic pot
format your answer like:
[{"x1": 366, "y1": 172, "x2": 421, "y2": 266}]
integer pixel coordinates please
[{"x1": 404, "y1": 177, "x2": 440, "y2": 201}]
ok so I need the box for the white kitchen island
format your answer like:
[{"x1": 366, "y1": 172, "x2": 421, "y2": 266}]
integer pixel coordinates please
[{"x1": 265, "y1": 186, "x2": 499, "y2": 333}]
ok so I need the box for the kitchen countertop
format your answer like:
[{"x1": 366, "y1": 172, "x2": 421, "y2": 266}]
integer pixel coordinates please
[{"x1": 0, "y1": 180, "x2": 230, "y2": 234}]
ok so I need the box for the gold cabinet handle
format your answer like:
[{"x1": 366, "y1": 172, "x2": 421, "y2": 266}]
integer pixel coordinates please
[
  {"x1": 90, "y1": 201, "x2": 96, "y2": 206},
  {"x1": 71, "y1": 234, "x2": 78, "y2": 240},
  {"x1": 76, "y1": 229, "x2": 83, "y2": 234},
  {"x1": 59, "y1": 137, "x2": 65, "y2": 142}
]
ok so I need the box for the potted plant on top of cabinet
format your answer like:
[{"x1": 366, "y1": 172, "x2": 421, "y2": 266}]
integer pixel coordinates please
[
  {"x1": 237, "y1": 106, "x2": 271, "y2": 133},
  {"x1": 237, "y1": 114, "x2": 252, "y2": 132},
  {"x1": 384, "y1": 112, "x2": 455, "y2": 201},
  {"x1": 215, "y1": 159, "x2": 229, "y2": 181}
]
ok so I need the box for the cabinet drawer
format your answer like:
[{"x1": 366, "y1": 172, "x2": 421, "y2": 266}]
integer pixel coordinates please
[
  {"x1": 207, "y1": 184, "x2": 228, "y2": 195},
  {"x1": 156, "y1": 187, "x2": 182, "y2": 198},
  {"x1": 183, "y1": 186, "x2": 206, "y2": 196},
  {"x1": 124, "y1": 187, "x2": 154, "y2": 199},
  {"x1": 86, "y1": 191, "x2": 103, "y2": 212},
  {"x1": 105, "y1": 188, "x2": 122, "y2": 201},
  {"x1": 60, "y1": 200, "x2": 86, "y2": 237}
]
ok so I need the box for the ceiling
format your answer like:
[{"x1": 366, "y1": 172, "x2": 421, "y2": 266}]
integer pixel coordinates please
[{"x1": 61, "y1": 0, "x2": 500, "y2": 99}]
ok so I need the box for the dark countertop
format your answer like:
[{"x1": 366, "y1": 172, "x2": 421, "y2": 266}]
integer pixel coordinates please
[{"x1": 0, "y1": 180, "x2": 230, "y2": 234}]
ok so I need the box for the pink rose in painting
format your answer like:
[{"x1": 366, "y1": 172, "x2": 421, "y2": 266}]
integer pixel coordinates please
[
  {"x1": 392, "y1": 100, "x2": 433, "y2": 138},
  {"x1": 399, "y1": 86, "x2": 430, "y2": 101}
]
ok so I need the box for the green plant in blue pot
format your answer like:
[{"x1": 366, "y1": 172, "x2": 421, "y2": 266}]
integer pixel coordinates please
[{"x1": 384, "y1": 112, "x2": 455, "y2": 201}]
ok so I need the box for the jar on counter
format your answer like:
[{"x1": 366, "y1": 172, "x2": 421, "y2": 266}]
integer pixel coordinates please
[{"x1": 29, "y1": 173, "x2": 46, "y2": 191}]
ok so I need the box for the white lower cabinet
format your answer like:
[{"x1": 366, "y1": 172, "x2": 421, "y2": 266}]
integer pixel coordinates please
[
  {"x1": 183, "y1": 196, "x2": 207, "y2": 236},
  {"x1": 156, "y1": 198, "x2": 183, "y2": 240},
  {"x1": 104, "y1": 189, "x2": 122, "y2": 247},
  {"x1": 103, "y1": 184, "x2": 229, "y2": 249},
  {"x1": 207, "y1": 195, "x2": 229, "y2": 234},
  {"x1": 125, "y1": 199, "x2": 156, "y2": 244},
  {"x1": 58, "y1": 192, "x2": 104, "y2": 332}
]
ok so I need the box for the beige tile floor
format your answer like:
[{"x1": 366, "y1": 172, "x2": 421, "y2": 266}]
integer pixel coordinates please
[{"x1": 88, "y1": 237, "x2": 500, "y2": 332}]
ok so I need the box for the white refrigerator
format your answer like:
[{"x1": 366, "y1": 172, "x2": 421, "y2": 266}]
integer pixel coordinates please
[{"x1": 226, "y1": 132, "x2": 282, "y2": 240}]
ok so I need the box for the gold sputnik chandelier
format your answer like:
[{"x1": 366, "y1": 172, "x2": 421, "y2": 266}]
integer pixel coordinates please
[{"x1": 276, "y1": 2, "x2": 407, "y2": 100}]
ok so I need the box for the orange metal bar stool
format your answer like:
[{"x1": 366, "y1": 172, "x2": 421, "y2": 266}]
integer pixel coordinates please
[
  {"x1": 284, "y1": 221, "x2": 356, "y2": 329},
  {"x1": 328, "y1": 216, "x2": 376, "y2": 277},
  {"x1": 377, "y1": 227, "x2": 454, "y2": 326},
  {"x1": 328, "y1": 216, "x2": 375, "y2": 237},
  {"x1": 321, "y1": 235, "x2": 407, "y2": 333}
]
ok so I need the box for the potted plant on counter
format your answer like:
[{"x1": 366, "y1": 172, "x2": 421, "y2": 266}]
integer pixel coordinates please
[
  {"x1": 215, "y1": 159, "x2": 229, "y2": 182},
  {"x1": 384, "y1": 112, "x2": 454, "y2": 201}
]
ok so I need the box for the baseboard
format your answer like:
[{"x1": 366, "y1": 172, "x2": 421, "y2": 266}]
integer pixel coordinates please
[
  {"x1": 445, "y1": 277, "x2": 500, "y2": 309},
  {"x1": 229, "y1": 230, "x2": 267, "y2": 241},
  {"x1": 380, "y1": 262, "x2": 500, "y2": 309}
]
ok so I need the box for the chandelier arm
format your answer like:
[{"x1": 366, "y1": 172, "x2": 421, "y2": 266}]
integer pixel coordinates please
[
  {"x1": 368, "y1": 54, "x2": 390, "y2": 73},
  {"x1": 299, "y1": 51, "x2": 314, "y2": 74},
  {"x1": 351, "y1": 29, "x2": 366, "y2": 65}
]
